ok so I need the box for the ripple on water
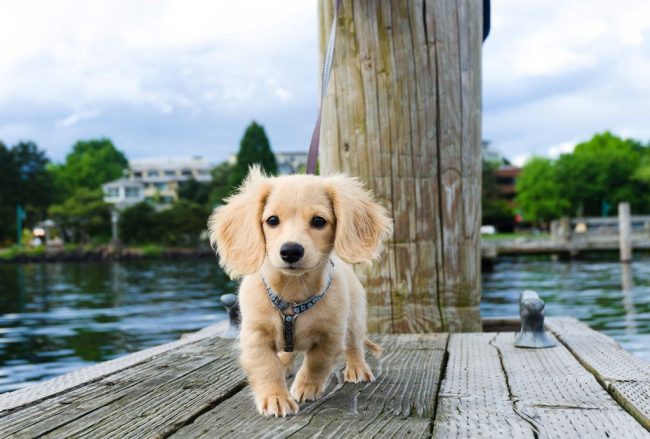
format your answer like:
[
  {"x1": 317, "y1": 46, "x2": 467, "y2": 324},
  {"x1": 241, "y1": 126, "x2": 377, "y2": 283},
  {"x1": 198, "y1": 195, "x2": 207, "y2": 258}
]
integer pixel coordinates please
[{"x1": 482, "y1": 255, "x2": 650, "y2": 363}]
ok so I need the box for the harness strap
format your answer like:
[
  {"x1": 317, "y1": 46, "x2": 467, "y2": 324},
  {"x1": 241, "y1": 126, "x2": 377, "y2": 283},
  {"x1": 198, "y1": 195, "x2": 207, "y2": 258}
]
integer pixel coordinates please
[{"x1": 262, "y1": 260, "x2": 335, "y2": 352}]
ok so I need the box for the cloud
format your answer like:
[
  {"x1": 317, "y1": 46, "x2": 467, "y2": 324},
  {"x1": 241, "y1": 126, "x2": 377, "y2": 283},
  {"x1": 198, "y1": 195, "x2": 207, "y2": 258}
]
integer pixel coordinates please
[
  {"x1": 484, "y1": 0, "x2": 650, "y2": 161},
  {"x1": 55, "y1": 110, "x2": 99, "y2": 128}
]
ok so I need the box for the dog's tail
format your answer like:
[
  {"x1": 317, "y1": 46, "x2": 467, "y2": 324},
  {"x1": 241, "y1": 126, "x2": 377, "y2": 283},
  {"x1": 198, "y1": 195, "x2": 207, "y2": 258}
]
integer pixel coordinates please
[{"x1": 364, "y1": 338, "x2": 382, "y2": 358}]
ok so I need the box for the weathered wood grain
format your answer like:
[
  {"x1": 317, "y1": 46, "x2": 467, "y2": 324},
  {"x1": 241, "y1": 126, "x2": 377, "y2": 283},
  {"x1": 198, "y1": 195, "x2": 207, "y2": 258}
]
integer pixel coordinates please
[
  {"x1": 432, "y1": 333, "x2": 535, "y2": 437},
  {"x1": 318, "y1": 0, "x2": 482, "y2": 332},
  {"x1": 547, "y1": 317, "x2": 650, "y2": 430},
  {"x1": 172, "y1": 334, "x2": 447, "y2": 438},
  {"x1": 492, "y1": 332, "x2": 648, "y2": 438},
  {"x1": 0, "y1": 337, "x2": 244, "y2": 439}
]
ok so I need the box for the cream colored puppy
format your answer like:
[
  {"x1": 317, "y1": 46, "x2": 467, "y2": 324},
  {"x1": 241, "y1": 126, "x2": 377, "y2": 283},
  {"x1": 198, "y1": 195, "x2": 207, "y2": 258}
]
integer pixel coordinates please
[{"x1": 208, "y1": 166, "x2": 392, "y2": 417}]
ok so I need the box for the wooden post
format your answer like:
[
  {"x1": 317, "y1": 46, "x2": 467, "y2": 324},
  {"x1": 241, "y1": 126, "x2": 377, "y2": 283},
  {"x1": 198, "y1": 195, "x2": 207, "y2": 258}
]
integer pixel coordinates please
[
  {"x1": 318, "y1": 0, "x2": 482, "y2": 332},
  {"x1": 618, "y1": 202, "x2": 632, "y2": 263}
]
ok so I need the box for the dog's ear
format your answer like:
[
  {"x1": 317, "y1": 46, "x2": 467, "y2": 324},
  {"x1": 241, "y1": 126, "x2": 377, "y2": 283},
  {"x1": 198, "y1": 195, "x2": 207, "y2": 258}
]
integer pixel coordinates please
[
  {"x1": 208, "y1": 165, "x2": 271, "y2": 278},
  {"x1": 326, "y1": 175, "x2": 393, "y2": 264}
]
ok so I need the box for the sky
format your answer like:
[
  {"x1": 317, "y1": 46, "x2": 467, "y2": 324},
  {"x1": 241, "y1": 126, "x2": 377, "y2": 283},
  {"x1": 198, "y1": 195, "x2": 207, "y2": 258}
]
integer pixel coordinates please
[{"x1": 1, "y1": 0, "x2": 650, "y2": 166}]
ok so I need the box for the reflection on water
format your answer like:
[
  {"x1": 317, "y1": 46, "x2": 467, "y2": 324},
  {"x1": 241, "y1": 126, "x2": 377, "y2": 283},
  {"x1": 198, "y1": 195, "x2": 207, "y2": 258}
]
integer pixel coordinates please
[
  {"x1": 482, "y1": 255, "x2": 650, "y2": 362},
  {"x1": 2, "y1": 257, "x2": 649, "y2": 394},
  {"x1": 0, "y1": 260, "x2": 234, "y2": 394}
]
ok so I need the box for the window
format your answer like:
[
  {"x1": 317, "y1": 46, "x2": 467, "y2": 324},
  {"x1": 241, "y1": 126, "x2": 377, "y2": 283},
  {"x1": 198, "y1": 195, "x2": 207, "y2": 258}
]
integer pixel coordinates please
[
  {"x1": 147, "y1": 170, "x2": 159, "y2": 177},
  {"x1": 181, "y1": 169, "x2": 192, "y2": 177},
  {"x1": 106, "y1": 187, "x2": 119, "y2": 197},
  {"x1": 125, "y1": 187, "x2": 140, "y2": 198},
  {"x1": 133, "y1": 171, "x2": 142, "y2": 178},
  {"x1": 165, "y1": 170, "x2": 176, "y2": 177},
  {"x1": 155, "y1": 182, "x2": 167, "y2": 191},
  {"x1": 161, "y1": 196, "x2": 174, "y2": 204}
]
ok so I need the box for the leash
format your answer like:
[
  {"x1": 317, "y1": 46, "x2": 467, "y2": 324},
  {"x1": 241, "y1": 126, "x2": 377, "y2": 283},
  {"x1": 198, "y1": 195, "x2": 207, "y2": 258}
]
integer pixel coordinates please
[
  {"x1": 306, "y1": 0, "x2": 341, "y2": 175},
  {"x1": 262, "y1": 260, "x2": 335, "y2": 352}
]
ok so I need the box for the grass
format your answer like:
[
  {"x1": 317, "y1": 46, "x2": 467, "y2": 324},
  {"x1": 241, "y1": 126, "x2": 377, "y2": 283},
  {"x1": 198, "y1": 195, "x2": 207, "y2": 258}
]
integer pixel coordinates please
[
  {"x1": 481, "y1": 232, "x2": 550, "y2": 241},
  {"x1": 140, "y1": 244, "x2": 164, "y2": 257},
  {"x1": 0, "y1": 245, "x2": 46, "y2": 260}
]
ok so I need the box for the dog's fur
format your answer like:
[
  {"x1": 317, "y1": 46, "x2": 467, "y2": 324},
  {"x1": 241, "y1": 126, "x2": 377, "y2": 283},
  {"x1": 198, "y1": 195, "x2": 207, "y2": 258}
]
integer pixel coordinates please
[{"x1": 208, "y1": 166, "x2": 392, "y2": 417}]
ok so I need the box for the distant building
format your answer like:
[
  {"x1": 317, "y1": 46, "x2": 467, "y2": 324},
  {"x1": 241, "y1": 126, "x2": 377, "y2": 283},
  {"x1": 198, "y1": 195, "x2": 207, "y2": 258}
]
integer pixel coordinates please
[
  {"x1": 128, "y1": 156, "x2": 212, "y2": 203},
  {"x1": 482, "y1": 140, "x2": 510, "y2": 165},
  {"x1": 227, "y1": 151, "x2": 308, "y2": 175},
  {"x1": 102, "y1": 178, "x2": 145, "y2": 209},
  {"x1": 102, "y1": 156, "x2": 212, "y2": 207},
  {"x1": 275, "y1": 152, "x2": 308, "y2": 174},
  {"x1": 495, "y1": 165, "x2": 521, "y2": 202}
]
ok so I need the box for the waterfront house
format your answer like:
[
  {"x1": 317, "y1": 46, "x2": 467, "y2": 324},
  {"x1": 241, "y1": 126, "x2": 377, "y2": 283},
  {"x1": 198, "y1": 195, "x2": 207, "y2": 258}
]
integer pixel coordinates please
[{"x1": 101, "y1": 178, "x2": 145, "y2": 209}]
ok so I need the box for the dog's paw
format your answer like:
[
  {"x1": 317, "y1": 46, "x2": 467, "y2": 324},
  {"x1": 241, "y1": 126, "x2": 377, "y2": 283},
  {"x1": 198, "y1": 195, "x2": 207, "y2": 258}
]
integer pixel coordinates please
[
  {"x1": 344, "y1": 362, "x2": 375, "y2": 383},
  {"x1": 290, "y1": 378, "x2": 326, "y2": 403},
  {"x1": 255, "y1": 393, "x2": 299, "y2": 417}
]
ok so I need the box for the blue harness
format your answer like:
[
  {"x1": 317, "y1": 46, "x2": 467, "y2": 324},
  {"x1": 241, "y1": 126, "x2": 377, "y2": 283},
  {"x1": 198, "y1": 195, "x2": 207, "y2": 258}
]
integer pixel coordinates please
[{"x1": 262, "y1": 260, "x2": 334, "y2": 352}]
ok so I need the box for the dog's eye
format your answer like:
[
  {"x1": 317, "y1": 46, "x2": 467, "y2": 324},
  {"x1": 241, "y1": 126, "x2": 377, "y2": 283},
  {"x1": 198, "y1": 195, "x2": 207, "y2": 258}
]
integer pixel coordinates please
[
  {"x1": 266, "y1": 216, "x2": 280, "y2": 227},
  {"x1": 311, "y1": 216, "x2": 327, "y2": 229}
]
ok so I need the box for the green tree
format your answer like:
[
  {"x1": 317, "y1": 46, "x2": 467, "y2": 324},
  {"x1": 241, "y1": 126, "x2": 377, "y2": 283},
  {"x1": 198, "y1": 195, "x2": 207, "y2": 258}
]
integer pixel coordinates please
[
  {"x1": 48, "y1": 188, "x2": 111, "y2": 243},
  {"x1": 11, "y1": 141, "x2": 53, "y2": 215},
  {"x1": 227, "y1": 122, "x2": 277, "y2": 189},
  {"x1": 555, "y1": 132, "x2": 641, "y2": 216},
  {"x1": 154, "y1": 200, "x2": 208, "y2": 246},
  {"x1": 178, "y1": 178, "x2": 212, "y2": 205},
  {"x1": 50, "y1": 138, "x2": 128, "y2": 199},
  {"x1": 118, "y1": 202, "x2": 156, "y2": 244},
  {"x1": 208, "y1": 161, "x2": 234, "y2": 206},
  {"x1": 481, "y1": 160, "x2": 514, "y2": 230},
  {"x1": 0, "y1": 141, "x2": 53, "y2": 244},
  {"x1": 516, "y1": 157, "x2": 569, "y2": 224}
]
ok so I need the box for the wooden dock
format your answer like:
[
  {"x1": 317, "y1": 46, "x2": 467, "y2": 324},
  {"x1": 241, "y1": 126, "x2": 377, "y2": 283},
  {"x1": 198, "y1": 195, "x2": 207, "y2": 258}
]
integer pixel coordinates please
[{"x1": 1, "y1": 318, "x2": 648, "y2": 438}]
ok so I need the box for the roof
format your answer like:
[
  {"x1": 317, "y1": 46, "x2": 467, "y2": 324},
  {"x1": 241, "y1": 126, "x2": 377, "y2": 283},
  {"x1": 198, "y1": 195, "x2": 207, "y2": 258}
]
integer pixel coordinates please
[{"x1": 129, "y1": 156, "x2": 212, "y2": 170}]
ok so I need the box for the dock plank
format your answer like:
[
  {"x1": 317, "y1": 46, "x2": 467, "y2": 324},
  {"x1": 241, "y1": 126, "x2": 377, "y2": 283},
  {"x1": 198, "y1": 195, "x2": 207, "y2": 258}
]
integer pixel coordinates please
[
  {"x1": 492, "y1": 332, "x2": 648, "y2": 438},
  {"x1": 171, "y1": 334, "x2": 447, "y2": 438},
  {"x1": 0, "y1": 337, "x2": 245, "y2": 439},
  {"x1": 432, "y1": 333, "x2": 535, "y2": 438},
  {"x1": 547, "y1": 317, "x2": 650, "y2": 430}
]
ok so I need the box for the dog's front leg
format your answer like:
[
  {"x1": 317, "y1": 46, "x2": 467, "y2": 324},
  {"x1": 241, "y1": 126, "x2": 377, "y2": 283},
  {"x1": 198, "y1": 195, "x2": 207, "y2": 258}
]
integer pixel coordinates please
[
  {"x1": 290, "y1": 336, "x2": 342, "y2": 403},
  {"x1": 241, "y1": 337, "x2": 299, "y2": 417}
]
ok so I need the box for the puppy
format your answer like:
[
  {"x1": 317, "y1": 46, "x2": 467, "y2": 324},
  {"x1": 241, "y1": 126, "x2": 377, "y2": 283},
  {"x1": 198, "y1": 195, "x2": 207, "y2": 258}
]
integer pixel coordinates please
[{"x1": 208, "y1": 166, "x2": 392, "y2": 417}]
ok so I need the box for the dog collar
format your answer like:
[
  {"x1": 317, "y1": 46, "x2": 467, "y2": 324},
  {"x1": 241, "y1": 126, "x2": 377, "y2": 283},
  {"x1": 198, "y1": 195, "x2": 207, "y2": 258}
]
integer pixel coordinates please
[{"x1": 262, "y1": 260, "x2": 334, "y2": 352}]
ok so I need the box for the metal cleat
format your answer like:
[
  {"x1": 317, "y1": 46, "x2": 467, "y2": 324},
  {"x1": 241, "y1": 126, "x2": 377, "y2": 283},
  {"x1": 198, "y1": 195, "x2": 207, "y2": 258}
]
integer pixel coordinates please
[
  {"x1": 514, "y1": 290, "x2": 556, "y2": 348},
  {"x1": 220, "y1": 293, "x2": 241, "y2": 339}
]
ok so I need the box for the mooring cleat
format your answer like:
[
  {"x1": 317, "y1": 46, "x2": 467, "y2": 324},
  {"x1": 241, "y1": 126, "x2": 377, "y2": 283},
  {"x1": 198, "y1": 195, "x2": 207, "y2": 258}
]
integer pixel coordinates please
[
  {"x1": 220, "y1": 293, "x2": 241, "y2": 339},
  {"x1": 514, "y1": 290, "x2": 556, "y2": 348}
]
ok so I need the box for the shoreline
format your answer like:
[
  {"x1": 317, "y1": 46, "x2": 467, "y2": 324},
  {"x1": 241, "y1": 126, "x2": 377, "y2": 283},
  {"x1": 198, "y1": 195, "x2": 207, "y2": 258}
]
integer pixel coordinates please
[{"x1": 0, "y1": 245, "x2": 215, "y2": 264}]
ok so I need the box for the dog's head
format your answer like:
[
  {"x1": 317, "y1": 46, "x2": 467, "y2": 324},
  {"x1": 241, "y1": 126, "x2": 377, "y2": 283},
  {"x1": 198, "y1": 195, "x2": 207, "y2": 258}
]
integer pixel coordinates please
[{"x1": 208, "y1": 166, "x2": 392, "y2": 278}]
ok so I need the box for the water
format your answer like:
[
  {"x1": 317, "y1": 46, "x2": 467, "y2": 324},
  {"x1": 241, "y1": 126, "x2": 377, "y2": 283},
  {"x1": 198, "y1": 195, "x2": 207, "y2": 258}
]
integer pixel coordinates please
[
  {"x1": 482, "y1": 255, "x2": 650, "y2": 362},
  {"x1": 0, "y1": 260, "x2": 234, "y2": 394},
  {"x1": 1, "y1": 257, "x2": 648, "y2": 394}
]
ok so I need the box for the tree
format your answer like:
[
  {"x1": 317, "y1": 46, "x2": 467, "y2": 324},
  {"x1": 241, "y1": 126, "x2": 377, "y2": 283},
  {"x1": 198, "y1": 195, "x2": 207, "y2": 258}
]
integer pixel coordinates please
[
  {"x1": 178, "y1": 178, "x2": 211, "y2": 206},
  {"x1": 154, "y1": 200, "x2": 208, "y2": 246},
  {"x1": 0, "y1": 141, "x2": 53, "y2": 244},
  {"x1": 50, "y1": 138, "x2": 128, "y2": 199},
  {"x1": 11, "y1": 141, "x2": 53, "y2": 214},
  {"x1": 516, "y1": 157, "x2": 569, "y2": 224},
  {"x1": 227, "y1": 122, "x2": 277, "y2": 189},
  {"x1": 208, "y1": 161, "x2": 234, "y2": 206},
  {"x1": 482, "y1": 160, "x2": 514, "y2": 231},
  {"x1": 555, "y1": 132, "x2": 641, "y2": 216},
  {"x1": 48, "y1": 188, "x2": 111, "y2": 243},
  {"x1": 118, "y1": 202, "x2": 156, "y2": 244}
]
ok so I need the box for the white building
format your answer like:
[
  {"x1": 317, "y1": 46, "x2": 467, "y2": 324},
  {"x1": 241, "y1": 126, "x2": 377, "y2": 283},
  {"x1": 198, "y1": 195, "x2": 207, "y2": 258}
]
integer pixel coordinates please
[
  {"x1": 103, "y1": 156, "x2": 213, "y2": 207},
  {"x1": 128, "y1": 156, "x2": 212, "y2": 203},
  {"x1": 102, "y1": 178, "x2": 146, "y2": 209}
]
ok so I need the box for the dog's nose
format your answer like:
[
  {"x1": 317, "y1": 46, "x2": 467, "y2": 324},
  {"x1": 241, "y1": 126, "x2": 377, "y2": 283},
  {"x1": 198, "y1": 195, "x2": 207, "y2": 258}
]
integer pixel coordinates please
[{"x1": 280, "y1": 243, "x2": 304, "y2": 263}]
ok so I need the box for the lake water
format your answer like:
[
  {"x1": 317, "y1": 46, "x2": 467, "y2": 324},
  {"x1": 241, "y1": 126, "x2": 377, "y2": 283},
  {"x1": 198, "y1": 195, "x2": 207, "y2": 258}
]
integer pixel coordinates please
[{"x1": 1, "y1": 257, "x2": 648, "y2": 394}]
